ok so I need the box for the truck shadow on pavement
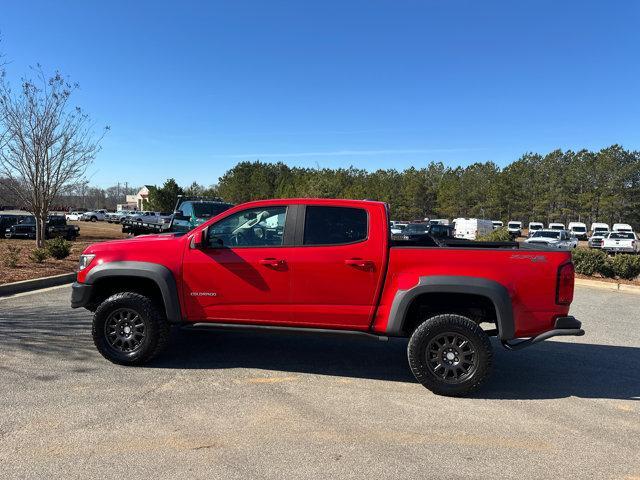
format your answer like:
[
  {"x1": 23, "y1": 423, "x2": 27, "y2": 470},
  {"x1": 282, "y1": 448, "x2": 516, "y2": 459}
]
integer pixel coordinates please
[
  {"x1": 1, "y1": 306, "x2": 638, "y2": 401},
  {"x1": 156, "y1": 329, "x2": 640, "y2": 401}
]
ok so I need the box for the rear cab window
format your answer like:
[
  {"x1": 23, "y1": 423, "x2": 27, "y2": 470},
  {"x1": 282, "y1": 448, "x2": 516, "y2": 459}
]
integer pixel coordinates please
[{"x1": 303, "y1": 206, "x2": 368, "y2": 245}]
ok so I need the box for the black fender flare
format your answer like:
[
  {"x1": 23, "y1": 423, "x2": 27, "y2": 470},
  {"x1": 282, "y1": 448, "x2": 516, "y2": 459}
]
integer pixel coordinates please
[
  {"x1": 384, "y1": 275, "x2": 515, "y2": 340},
  {"x1": 84, "y1": 261, "x2": 182, "y2": 323}
]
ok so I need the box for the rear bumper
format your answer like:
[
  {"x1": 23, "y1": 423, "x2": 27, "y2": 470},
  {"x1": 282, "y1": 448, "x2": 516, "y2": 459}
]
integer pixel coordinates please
[
  {"x1": 603, "y1": 247, "x2": 635, "y2": 253},
  {"x1": 502, "y1": 316, "x2": 584, "y2": 350},
  {"x1": 70, "y1": 281, "x2": 93, "y2": 308}
]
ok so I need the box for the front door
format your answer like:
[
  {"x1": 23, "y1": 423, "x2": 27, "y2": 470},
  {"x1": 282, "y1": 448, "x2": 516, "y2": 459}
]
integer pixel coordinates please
[{"x1": 182, "y1": 205, "x2": 295, "y2": 323}]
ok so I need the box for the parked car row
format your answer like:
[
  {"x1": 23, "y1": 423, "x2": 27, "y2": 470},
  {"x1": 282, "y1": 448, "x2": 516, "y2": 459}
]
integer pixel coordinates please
[
  {"x1": 384, "y1": 217, "x2": 637, "y2": 247},
  {"x1": 499, "y1": 220, "x2": 635, "y2": 240},
  {"x1": 4, "y1": 214, "x2": 79, "y2": 240},
  {"x1": 63, "y1": 209, "x2": 175, "y2": 225}
]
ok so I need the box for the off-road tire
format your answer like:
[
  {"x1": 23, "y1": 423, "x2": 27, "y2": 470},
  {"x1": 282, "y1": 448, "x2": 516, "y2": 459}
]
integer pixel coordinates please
[
  {"x1": 407, "y1": 314, "x2": 493, "y2": 397},
  {"x1": 93, "y1": 292, "x2": 170, "y2": 365}
]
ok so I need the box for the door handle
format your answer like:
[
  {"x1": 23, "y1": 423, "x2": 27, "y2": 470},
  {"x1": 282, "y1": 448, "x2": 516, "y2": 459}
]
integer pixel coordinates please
[
  {"x1": 344, "y1": 258, "x2": 374, "y2": 269},
  {"x1": 259, "y1": 258, "x2": 285, "y2": 267}
]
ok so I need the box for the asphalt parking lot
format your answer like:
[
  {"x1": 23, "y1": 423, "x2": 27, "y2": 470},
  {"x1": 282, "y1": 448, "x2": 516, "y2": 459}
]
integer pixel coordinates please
[{"x1": 0, "y1": 285, "x2": 638, "y2": 479}]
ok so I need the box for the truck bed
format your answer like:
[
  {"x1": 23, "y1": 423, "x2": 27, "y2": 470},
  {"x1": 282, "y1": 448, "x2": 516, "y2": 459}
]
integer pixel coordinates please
[
  {"x1": 376, "y1": 238, "x2": 573, "y2": 338},
  {"x1": 391, "y1": 235, "x2": 548, "y2": 250}
]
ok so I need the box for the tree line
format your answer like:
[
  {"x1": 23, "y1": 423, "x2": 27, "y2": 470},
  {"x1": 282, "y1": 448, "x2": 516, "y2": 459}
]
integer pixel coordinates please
[
  {"x1": 213, "y1": 145, "x2": 640, "y2": 227},
  {"x1": 3, "y1": 144, "x2": 638, "y2": 230}
]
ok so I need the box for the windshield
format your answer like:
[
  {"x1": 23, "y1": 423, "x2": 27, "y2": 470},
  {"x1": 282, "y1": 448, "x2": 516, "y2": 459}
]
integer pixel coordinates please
[
  {"x1": 529, "y1": 224, "x2": 542, "y2": 230},
  {"x1": 550, "y1": 225, "x2": 563, "y2": 230},
  {"x1": 192, "y1": 203, "x2": 231, "y2": 218},
  {"x1": 593, "y1": 232, "x2": 608, "y2": 237},
  {"x1": 609, "y1": 232, "x2": 634, "y2": 239},
  {"x1": 572, "y1": 226, "x2": 586, "y2": 232},
  {"x1": 19, "y1": 216, "x2": 35, "y2": 224},
  {"x1": 532, "y1": 231, "x2": 560, "y2": 239},
  {"x1": 404, "y1": 224, "x2": 429, "y2": 234},
  {"x1": 508, "y1": 223, "x2": 520, "y2": 228}
]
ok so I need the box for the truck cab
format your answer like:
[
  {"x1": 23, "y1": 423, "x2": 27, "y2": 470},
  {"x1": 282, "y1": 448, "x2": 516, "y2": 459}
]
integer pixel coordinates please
[{"x1": 170, "y1": 198, "x2": 234, "y2": 233}]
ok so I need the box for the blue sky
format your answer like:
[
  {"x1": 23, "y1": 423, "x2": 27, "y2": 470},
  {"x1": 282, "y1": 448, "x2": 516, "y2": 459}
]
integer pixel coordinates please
[{"x1": 1, "y1": 1, "x2": 638, "y2": 187}]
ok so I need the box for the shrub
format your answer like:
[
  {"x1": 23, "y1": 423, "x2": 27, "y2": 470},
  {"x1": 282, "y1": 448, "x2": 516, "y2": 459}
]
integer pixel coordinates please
[
  {"x1": 572, "y1": 248, "x2": 609, "y2": 276},
  {"x1": 46, "y1": 237, "x2": 72, "y2": 260},
  {"x1": 3, "y1": 243, "x2": 21, "y2": 268},
  {"x1": 478, "y1": 227, "x2": 512, "y2": 242},
  {"x1": 30, "y1": 247, "x2": 50, "y2": 264},
  {"x1": 611, "y1": 254, "x2": 640, "y2": 280},
  {"x1": 598, "y1": 258, "x2": 616, "y2": 278}
]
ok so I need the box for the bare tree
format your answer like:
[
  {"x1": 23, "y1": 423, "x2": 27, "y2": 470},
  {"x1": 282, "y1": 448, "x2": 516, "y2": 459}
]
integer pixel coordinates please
[{"x1": 0, "y1": 66, "x2": 108, "y2": 246}]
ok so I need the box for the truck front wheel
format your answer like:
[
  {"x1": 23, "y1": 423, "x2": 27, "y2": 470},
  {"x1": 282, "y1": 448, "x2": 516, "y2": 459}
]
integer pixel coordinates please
[
  {"x1": 407, "y1": 314, "x2": 493, "y2": 397},
  {"x1": 92, "y1": 292, "x2": 170, "y2": 365}
]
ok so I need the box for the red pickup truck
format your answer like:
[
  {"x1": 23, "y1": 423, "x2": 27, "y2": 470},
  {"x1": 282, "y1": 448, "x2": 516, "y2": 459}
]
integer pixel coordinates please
[{"x1": 71, "y1": 198, "x2": 583, "y2": 396}]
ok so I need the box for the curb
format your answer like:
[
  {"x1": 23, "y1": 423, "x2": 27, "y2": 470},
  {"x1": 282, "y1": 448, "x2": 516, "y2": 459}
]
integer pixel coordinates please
[
  {"x1": 575, "y1": 277, "x2": 640, "y2": 294},
  {"x1": 0, "y1": 272, "x2": 76, "y2": 297}
]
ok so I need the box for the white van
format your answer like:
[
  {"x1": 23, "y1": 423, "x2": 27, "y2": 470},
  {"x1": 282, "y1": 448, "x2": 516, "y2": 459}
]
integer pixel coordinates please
[
  {"x1": 507, "y1": 221, "x2": 522, "y2": 237},
  {"x1": 528, "y1": 222, "x2": 544, "y2": 236},
  {"x1": 612, "y1": 223, "x2": 633, "y2": 233},
  {"x1": 492, "y1": 220, "x2": 503, "y2": 229},
  {"x1": 548, "y1": 222, "x2": 565, "y2": 230},
  {"x1": 568, "y1": 222, "x2": 588, "y2": 240},
  {"x1": 453, "y1": 218, "x2": 494, "y2": 240},
  {"x1": 590, "y1": 222, "x2": 610, "y2": 235}
]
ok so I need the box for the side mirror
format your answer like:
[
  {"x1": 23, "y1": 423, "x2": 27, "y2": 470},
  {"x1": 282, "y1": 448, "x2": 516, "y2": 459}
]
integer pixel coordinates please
[{"x1": 191, "y1": 227, "x2": 208, "y2": 249}]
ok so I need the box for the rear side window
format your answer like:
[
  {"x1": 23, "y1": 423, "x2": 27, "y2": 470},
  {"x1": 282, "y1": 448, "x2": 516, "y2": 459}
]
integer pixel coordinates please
[{"x1": 303, "y1": 206, "x2": 367, "y2": 245}]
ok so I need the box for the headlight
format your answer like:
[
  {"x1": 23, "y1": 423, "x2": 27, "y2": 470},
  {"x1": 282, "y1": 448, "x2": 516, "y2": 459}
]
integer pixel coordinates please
[{"x1": 78, "y1": 254, "x2": 96, "y2": 271}]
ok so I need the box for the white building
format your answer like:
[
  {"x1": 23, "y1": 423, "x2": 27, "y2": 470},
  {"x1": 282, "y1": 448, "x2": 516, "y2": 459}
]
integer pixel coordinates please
[{"x1": 117, "y1": 186, "x2": 151, "y2": 211}]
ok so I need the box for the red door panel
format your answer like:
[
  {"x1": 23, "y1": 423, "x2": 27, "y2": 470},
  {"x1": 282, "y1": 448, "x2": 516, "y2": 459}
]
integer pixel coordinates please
[
  {"x1": 181, "y1": 204, "x2": 294, "y2": 324},
  {"x1": 182, "y1": 247, "x2": 296, "y2": 323},
  {"x1": 289, "y1": 204, "x2": 387, "y2": 329}
]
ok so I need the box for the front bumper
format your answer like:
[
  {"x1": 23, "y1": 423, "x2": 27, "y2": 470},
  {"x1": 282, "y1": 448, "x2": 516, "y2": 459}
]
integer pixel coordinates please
[
  {"x1": 70, "y1": 282, "x2": 93, "y2": 308},
  {"x1": 502, "y1": 316, "x2": 584, "y2": 350}
]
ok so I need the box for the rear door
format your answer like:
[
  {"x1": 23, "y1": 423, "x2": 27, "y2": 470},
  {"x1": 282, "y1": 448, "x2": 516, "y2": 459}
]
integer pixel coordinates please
[{"x1": 289, "y1": 204, "x2": 387, "y2": 329}]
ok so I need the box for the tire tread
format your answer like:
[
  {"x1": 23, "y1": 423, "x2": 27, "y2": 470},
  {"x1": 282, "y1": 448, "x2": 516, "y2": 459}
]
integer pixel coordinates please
[
  {"x1": 407, "y1": 314, "x2": 493, "y2": 397},
  {"x1": 92, "y1": 291, "x2": 170, "y2": 365}
]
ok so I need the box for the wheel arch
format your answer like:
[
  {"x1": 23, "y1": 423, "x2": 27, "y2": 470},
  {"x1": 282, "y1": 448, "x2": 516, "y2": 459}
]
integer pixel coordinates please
[
  {"x1": 85, "y1": 261, "x2": 182, "y2": 323},
  {"x1": 385, "y1": 276, "x2": 514, "y2": 340}
]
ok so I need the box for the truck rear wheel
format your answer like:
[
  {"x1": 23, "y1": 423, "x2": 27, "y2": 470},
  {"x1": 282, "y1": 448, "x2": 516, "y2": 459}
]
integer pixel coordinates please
[
  {"x1": 92, "y1": 292, "x2": 170, "y2": 365},
  {"x1": 407, "y1": 314, "x2": 492, "y2": 397}
]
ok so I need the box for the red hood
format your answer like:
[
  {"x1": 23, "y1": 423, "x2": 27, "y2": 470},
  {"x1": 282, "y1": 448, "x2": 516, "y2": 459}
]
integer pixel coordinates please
[
  {"x1": 78, "y1": 232, "x2": 187, "y2": 283},
  {"x1": 82, "y1": 232, "x2": 185, "y2": 255}
]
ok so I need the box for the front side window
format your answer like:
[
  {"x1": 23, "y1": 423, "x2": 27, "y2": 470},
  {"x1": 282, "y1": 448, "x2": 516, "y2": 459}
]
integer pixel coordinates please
[
  {"x1": 208, "y1": 206, "x2": 287, "y2": 247},
  {"x1": 303, "y1": 206, "x2": 367, "y2": 245}
]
